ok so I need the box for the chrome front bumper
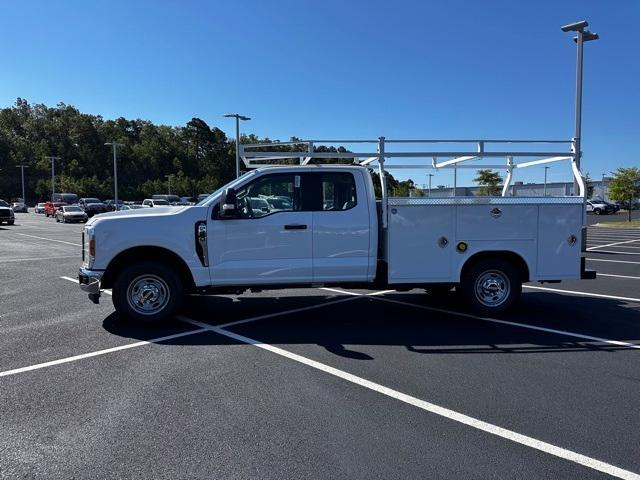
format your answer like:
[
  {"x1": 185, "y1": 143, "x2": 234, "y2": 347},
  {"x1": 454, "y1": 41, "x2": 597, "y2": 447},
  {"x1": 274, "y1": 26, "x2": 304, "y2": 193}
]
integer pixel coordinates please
[{"x1": 78, "y1": 268, "x2": 103, "y2": 303}]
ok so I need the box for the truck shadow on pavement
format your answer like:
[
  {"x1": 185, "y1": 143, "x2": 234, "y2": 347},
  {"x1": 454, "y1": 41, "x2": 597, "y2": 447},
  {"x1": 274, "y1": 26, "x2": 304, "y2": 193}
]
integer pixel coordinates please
[{"x1": 101, "y1": 290, "x2": 640, "y2": 360}]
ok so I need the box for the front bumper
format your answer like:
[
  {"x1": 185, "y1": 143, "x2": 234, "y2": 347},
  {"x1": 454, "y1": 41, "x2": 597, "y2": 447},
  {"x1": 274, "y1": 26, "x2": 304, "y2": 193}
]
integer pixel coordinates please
[{"x1": 79, "y1": 268, "x2": 103, "y2": 303}]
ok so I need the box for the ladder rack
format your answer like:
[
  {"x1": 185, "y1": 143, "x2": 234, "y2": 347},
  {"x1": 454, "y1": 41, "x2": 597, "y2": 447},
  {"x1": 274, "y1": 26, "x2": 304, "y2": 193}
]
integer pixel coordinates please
[{"x1": 239, "y1": 137, "x2": 585, "y2": 198}]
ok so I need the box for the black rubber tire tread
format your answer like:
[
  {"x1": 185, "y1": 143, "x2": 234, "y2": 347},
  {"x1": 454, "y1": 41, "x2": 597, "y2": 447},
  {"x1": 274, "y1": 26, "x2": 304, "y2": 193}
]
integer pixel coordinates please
[
  {"x1": 460, "y1": 258, "x2": 521, "y2": 314},
  {"x1": 112, "y1": 260, "x2": 184, "y2": 324}
]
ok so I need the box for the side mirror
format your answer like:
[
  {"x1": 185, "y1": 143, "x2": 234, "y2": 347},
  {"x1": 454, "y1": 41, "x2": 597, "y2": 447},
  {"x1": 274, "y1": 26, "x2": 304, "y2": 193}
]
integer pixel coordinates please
[{"x1": 220, "y1": 187, "x2": 238, "y2": 218}]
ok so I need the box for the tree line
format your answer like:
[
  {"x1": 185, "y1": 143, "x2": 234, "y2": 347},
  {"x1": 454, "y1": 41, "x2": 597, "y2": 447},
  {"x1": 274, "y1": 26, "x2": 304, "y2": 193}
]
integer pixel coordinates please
[{"x1": 0, "y1": 99, "x2": 424, "y2": 202}]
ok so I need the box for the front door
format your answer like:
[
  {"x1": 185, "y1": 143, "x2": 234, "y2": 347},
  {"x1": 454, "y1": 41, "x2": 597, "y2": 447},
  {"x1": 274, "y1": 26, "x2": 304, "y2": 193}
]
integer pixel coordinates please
[{"x1": 208, "y1": 172, "x2": 313, "y2": 286}]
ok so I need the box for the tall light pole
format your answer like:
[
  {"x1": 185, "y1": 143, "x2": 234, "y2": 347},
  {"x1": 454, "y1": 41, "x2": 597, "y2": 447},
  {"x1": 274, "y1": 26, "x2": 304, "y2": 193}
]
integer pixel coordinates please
[
  {"x1": 43, "y1": 156, "x2": 61, "y2": 201},
  {"x1": 16, "y1": 165, "x2": 29, "y2": 203},
  {"x1": 223, "y1": 113, "x2": 251, "y2": 178},
  {"x1": 543, "y1": 166, "x2": 550, "y2": 196},
  {"x1": 105, "y1": 141, "x2": 124, "y2": 210},
  {"x1": 561, "y1": 20, "x2": 599, "y2": 196},
  {"x1": 427, "y1": 173, "x2": 434, "y2": 197},
  {"x1": 165, "y1": 174, "x2": 174, "y2": 195}
]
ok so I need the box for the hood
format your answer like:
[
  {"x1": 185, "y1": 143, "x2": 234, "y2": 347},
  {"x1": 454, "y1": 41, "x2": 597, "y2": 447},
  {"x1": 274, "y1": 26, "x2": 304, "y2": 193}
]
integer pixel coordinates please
[{"x1": 87, "y1": 205, "x2": 191, "y2": 226}]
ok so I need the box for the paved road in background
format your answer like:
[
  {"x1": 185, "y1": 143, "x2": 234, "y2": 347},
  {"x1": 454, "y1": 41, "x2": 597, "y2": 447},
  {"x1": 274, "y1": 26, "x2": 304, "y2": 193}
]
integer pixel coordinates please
[{"x1": 1, "y1": 213, "x2": 639, "y2": 479}]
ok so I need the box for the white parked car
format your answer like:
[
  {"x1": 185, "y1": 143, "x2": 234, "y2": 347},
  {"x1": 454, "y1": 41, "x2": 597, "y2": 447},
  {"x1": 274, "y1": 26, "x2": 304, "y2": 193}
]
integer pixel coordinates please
[
  {"x1": 78, "y1": 162, "x2": 595, "y2": 324},
  {"x1": 35, "y1": 203, "x2": 46, "y2": 214},
  {"x1": 586, "y1": 200, "x2": 613, "y2": 215},
  {"x1": 142, "y1": 199, "x2": 171, "y2": 208}
]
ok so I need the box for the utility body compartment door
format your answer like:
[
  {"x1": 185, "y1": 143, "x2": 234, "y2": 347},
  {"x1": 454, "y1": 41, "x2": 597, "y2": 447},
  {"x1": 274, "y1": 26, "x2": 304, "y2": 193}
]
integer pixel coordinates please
[{"x1": 387, "y1": 204, "x2": 455, "y2": 283}]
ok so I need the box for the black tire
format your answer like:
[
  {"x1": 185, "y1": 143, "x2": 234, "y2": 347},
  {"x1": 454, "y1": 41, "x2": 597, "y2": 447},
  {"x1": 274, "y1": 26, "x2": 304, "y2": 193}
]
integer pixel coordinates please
[
  {"x1": 112, "y1": 261, "x2": 184, "y2": 324},
  {"x1": 8, "y1": 220, "x2": 14, "y2": 225},
  {"x1": 594, "y1": 208, "x2": 601, "y2": 215},
  {"x1": 460, "y1": 258, "x2": 521, "y2": 314}
]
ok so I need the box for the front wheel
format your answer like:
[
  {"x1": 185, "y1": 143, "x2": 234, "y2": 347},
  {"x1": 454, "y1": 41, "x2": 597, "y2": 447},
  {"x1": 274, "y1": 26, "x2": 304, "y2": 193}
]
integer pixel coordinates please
[
  {"x1": 461, "y1": 258, "x2": 521, "y2": 314},
  {"x1": 594, "y1": 208, "x2": 601, "y2": 215},
  {"x1": 112, "y1": 261, "x2": 185, "y2": 324}
]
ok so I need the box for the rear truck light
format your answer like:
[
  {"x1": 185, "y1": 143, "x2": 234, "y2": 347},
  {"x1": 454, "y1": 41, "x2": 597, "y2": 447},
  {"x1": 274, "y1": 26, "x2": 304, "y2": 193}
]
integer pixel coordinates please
[{"x1": 89, "y1": 238, "x2": 95, "y2": 257}]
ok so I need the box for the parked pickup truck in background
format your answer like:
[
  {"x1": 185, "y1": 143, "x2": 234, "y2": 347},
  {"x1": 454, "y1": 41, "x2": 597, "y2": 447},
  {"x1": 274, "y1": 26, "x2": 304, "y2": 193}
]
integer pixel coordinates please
[
  {"x1": 78, "y1": 162, "x2": 595, "y2": 324},
  {"x1": 44, "y1": 201, "x2": 64, "y2": 217},
  {"x1": 78, "y1": 198, "x2": 107, "y2": 217}
]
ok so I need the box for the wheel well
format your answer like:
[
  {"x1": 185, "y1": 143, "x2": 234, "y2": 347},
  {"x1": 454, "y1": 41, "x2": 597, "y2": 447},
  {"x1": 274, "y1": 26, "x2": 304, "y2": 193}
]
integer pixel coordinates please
[
  {"x1": 101, "y1": 246, "x2": 195, "y2": 291},
  {"x1": 461, "y1": 251, "x2": 530, "y2": 283}
]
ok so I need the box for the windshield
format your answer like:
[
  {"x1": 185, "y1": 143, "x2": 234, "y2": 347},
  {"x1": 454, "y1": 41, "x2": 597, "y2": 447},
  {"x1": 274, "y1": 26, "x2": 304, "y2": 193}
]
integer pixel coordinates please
[
  {"x1": 0, "y1": 200, "x2": 8, "y2": 207},
  {"x1": 196, "y1": 170, "x2": 257, "y2": 206},
  {"x1": 64, "y1": 206, "x2": 83, "y2": 212},
  {"x1": 85, "y1": 198, "x2": 101, "y2": 203}
]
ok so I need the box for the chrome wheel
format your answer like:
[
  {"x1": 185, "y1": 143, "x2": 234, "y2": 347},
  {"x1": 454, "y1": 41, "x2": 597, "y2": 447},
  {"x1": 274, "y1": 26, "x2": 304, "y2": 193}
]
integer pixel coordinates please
[
  {"x1": 126, "y1": 274, "x2": 171, "y2": 316},
  {"x1": 474, "y1": 270, "x2": 511, "y2": 308}
]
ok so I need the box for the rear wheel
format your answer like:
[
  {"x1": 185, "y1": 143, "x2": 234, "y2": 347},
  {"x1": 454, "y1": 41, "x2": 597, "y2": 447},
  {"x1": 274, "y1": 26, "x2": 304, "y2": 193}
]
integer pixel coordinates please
[
  {"x1": 112, "y1": 261, "x2": 184, "y2": 324},
  {"x1": 461, "y1": 258, "x2": 521, "y2": 314}
]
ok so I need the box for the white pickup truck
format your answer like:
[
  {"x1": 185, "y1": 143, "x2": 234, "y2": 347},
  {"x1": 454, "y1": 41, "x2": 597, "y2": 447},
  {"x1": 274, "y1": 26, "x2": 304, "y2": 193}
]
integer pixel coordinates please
[{"x1": 78, "y1": 148, "x2": 595, "y2": 323}]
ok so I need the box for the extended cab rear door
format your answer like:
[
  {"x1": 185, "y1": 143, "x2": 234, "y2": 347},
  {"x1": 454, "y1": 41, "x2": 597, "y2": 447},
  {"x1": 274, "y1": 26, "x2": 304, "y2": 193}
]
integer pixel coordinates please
[{"x1": 309, "y1": 170, "x2": 373, "y2": 282}]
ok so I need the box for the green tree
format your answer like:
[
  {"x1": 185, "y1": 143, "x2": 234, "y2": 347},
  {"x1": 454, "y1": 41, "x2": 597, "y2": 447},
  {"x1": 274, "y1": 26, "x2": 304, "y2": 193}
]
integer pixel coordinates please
[
  {"x1": 608, "y1": 167, "x2": 640, "y2": 222},
  {"x1": 584, "y1": 173, "x2": 595, "y2": 198},
  {"x1": 474, "y1": 169, "x2": 502, "y2": 196}
]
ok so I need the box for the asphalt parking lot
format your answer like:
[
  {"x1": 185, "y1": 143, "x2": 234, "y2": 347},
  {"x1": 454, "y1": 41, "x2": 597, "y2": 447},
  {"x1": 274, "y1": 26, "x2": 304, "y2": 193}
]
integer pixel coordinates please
[{"x1": 1, "y1": 212, "x2": 639, "y2": 479}]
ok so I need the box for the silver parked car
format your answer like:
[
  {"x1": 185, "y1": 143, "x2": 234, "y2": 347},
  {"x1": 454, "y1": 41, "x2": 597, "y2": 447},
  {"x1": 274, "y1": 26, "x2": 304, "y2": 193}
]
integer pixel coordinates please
[
  {"x1": 56, "y1": 205, "x2": 88, "y2": 223},
  {"x1": 35, "y1": 202, "x2": 46, "y2": 214},
  {"x1": 11, "y1": 202, "x2": 28, "y2": 213}
]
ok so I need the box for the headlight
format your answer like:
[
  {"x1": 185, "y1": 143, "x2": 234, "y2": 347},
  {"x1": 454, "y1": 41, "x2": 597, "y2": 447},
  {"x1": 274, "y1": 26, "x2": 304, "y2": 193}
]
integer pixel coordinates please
[{"x1": 83, "y1": 227, "x2": 95, "y2": 268}]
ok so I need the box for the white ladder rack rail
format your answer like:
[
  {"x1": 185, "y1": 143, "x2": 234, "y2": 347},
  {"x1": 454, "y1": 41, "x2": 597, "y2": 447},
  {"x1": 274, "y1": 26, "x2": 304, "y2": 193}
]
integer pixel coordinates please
[{"x1": 239, "y1": 137, "x2": 584, "y2": 198}]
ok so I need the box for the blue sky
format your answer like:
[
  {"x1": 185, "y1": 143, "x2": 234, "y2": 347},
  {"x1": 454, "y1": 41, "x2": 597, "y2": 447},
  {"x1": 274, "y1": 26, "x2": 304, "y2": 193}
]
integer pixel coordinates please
[{"x1": 1, "y1": 0, "x2": 638, "y2": 187}]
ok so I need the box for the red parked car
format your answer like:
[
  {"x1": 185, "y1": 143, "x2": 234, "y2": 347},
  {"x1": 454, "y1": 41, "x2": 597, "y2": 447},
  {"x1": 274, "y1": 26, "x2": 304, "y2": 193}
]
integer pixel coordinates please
[{"x1": 44, "y1": 201, "x2": 64, "y2": 217}]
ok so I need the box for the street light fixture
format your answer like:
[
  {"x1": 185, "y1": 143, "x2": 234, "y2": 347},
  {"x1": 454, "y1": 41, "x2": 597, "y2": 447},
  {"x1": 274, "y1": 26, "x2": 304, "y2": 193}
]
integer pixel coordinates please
[
  {"x1": 224, "y1": 113, "x2": 251, "y2": 178},
  {"x1": 16, "y1": 165, "x2": 29, "y2": 203},
  {"x1": 561, "y1": 20, "x2": 599, "y2": 196},
  {"x1": 43, "y1": 156, "x2": 61, "y2": 201},
  {"x1": 543, "y1": 166, "x2": 550, "y2": 196},
  {"x1": 165, "y1": 174, "x2": 174, "y2": 195},
  {"x1": 105, "y1": 141, "x2": 124, "y2": 210}
]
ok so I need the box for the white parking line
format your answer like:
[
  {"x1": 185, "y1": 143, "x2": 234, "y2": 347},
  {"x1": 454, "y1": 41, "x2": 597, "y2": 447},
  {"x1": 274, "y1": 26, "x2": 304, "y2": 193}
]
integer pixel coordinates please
[
  {"x1": 522, "y1": 285, "x2": 640, "y2": 303},
  {"x1": 598, "y1": 273, "x2": 640, "y2": 280},
  {"x1": 372, "y1": 295, "x2": 640, "y2": 350},
  {"x1": 587, "y1": 250, "x2": 640, "y2": 255},
  {"x1": 587, "y1": 258, "x2": 640, "y2": 265},
  {"x1": 1, "y1": 255, "x2": 77, "y2": 263},
  {"x1": 0, "y1": 328, "x2": 209, "y2": 378},
  {"x1": 588, "y1": 244, "x2": 640, "y2": 249},
  {"x1": 320, "y1": 287, "x2": 396, "y2": 297},
  {"x1": 60, "y1": 276, "x2": 112, "y2": 295},
  {"x1": 10, "y1": 232, "x2": 81, "y2": 247},
  {"x1": 587, "y1": 239, "x2": 640, "y2": 250},
  {"x1": 180, "y1": 315, "x2": 640, "y2": 480}
]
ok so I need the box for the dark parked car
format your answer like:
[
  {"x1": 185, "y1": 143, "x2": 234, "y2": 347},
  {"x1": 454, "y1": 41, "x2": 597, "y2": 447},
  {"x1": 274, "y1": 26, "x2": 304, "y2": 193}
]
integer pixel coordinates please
[
  {"x1": 52, "y1": 192, "x2": 79, "y2": 205},
  {"x1": 78, "y1": 198, "x2": 107, "y2": 217},
  {"x1": 104, "y1": 199, "x2": 125, "y2": 211},
  {"x1": 152, "y1": 194, "x2": 182, "y2": 205},
  {"x1": 0, "y1": 199, "x2": 15, "y2": 225}
]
